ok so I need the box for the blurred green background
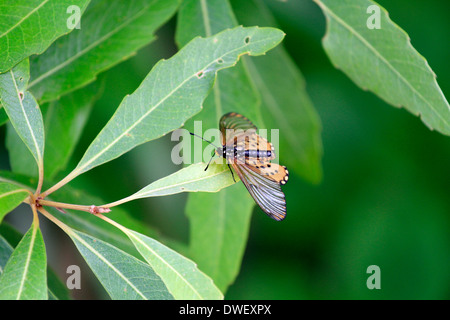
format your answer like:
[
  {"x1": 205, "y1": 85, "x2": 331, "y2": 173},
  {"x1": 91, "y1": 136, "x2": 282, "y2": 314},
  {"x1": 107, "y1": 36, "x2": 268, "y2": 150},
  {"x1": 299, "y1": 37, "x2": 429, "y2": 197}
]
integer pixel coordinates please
[{"x1": 2, "y1": 0, "x2": 449, "y2": 299}]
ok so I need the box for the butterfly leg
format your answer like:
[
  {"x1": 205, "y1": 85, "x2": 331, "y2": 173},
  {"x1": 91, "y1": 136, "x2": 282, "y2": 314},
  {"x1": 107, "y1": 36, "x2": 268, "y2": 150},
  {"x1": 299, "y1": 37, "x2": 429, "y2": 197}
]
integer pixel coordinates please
[
  {"x1": 228, "y1": 164, "x2": 236, "y2": 183},
  {"x1": 204, "y1": 152, "x2": 216, "y2": 171}
]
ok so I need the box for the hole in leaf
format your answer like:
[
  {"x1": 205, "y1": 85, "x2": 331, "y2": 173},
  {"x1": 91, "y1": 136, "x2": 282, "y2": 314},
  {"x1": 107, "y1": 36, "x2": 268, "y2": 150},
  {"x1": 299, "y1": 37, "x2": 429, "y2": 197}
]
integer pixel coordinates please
[
  {"x1": 244, "y1": 36, "x2": 251, "y2": 44},
  {"x1": 19, "y1": 92, "x2": 24, "y2": 100},
  {"x1": 196, "y1": 71, "x2": 204, "y2": 78},
  {"x1": 217, "y1": 58, "x2": 224, "y2": 64}
]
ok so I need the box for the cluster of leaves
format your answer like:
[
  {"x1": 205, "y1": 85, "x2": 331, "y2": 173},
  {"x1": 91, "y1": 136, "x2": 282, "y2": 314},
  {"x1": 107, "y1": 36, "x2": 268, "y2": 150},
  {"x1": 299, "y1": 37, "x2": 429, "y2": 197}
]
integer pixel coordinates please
[{"x1": 0, "y1": 0, "x2": 448, "y2": 300}]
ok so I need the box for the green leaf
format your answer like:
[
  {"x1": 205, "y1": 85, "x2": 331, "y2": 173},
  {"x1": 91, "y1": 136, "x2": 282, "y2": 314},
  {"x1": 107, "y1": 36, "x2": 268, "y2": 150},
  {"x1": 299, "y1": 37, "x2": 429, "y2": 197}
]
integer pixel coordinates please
[
  {"x1": 0, "y1": 221, "x2": 47, "y2": 300},
  {"x1": 232, "y1": 0, "x2": 323, "y2": 183},
  {"x1": 107, "y1": 163, "x2": 235, "y2": 207},
  {"x1": 0, "y1": 182, "x2": 29, "y2": 223},
  {"x1": 69, "y1": 229, "x2": 173, "y2": 300},
  {"x1": 314, "y1": 0, "x2": 450, "y2": 136},
  {"x1": 28, "y1": 0, "x2": 180, "y2": 102},
  {"x1": 186, "y1": 183, "x2": 254, "y2": 292},
  {"x1": 176, "y1": 0, "x2": 259, "y2": 293},
  {"x1": 5, "y1": 122, "x2": 35, "y2": 177},
  {"x1": 76, "y1": 25, "x2": 283, "y2": 174},
  {"x1": 0, "y1": 0, "x2": 90, "y2": 73},
  {"x1": 0, "y1": 233, "x2": 68, "y2": 300},
  {"x1": 6, "y1": 81, "x2": 102, "y2": 179},
  {"x1": 46, "y1": 26, "x2": 284, "y2": 195},
  {"x1": 0, "y1": 59, "x2": 44, "y2": 172},
  {"x1": 176, "y1": 0, "x2": 265, "y2": 135},
  {"x1": 109, "y1": 221, "x2": 223, "y2": 300}
]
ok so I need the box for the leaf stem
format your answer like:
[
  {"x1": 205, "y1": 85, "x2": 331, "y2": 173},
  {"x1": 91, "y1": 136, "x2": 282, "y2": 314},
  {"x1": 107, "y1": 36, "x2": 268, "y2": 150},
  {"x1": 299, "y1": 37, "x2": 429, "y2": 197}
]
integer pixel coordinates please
[
  {"x1": 35, "y1": 164, "x2": 44, "y2": 195},
  {"x1": 30, "y1": 203, "x2": 40, "y2": 228},
  {"x1": 40, "y1": 169, "x2": 79, "y2": 198},
  {"x1": 101, "y1": 196, "x2": 135, "y2": 209},
  {"x1": 37, "y1": 199, "x2": 111, "y2": 214},
  {"x1": 95, "y1": 213, "x2": 127, "y2": 233},
  {"x1": 37, "y1": 207, "x2": 73, "y2": 235}
]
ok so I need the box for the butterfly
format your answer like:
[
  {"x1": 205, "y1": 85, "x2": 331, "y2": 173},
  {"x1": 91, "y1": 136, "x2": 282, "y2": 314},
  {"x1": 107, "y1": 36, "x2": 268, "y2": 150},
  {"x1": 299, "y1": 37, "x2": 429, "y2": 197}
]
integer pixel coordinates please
[{"x1": 203, "y1": 112, "x2": 289, "y2": 221}]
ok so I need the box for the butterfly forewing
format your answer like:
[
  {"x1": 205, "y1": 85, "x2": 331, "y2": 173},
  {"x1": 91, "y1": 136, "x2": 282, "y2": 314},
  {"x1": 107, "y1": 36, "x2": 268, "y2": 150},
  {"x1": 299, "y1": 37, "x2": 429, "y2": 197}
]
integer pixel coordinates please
[{"x1": 220, "y1": 112, "x2": 257, "y2": 145}]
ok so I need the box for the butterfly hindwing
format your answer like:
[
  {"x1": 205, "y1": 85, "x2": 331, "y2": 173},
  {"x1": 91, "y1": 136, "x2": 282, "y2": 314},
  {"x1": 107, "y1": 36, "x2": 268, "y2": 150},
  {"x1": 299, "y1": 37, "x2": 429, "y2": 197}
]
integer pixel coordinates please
[
  {"x1": 231, "y1": 163, "x2": 286, "y2": 221},
  {"x1": 246, "y1": 162, "x2": 289, "y2": 185}
]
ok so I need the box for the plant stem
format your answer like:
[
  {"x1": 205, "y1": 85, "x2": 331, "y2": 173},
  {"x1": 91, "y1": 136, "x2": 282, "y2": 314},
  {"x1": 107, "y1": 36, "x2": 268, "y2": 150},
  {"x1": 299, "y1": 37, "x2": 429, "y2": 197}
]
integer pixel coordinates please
[
  {"x1": 101, "y1": 196, "x2": 135, "y2": 209},
  {"x1": 35, "y1": 163, "x2": 44, "y2": 196},
  {"x1": 95, "y1": 213, "x2": 125, "y2": 232},
  {"x1": 40, "y1": 169, "x2": 79, "y2": 198},
  {"x1": 30, "y1": 203, "x2": 40, "y2": 228},
  {"x1": 38, "y1": 207, "x2": 73, "y2": 235},
  {"x1": 37, "y1": 199, "x2": 111, "y2": 214}
]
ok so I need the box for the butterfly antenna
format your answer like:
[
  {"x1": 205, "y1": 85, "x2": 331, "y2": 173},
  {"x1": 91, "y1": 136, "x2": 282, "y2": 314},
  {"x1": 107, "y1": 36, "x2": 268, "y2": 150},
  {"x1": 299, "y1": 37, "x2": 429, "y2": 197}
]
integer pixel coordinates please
[
  {"x1": 189, "y1": 132, "x2": 219, "y2": 148},
  {"x1": 189, "y1": 132, "x2": 220, "y2": 171}
]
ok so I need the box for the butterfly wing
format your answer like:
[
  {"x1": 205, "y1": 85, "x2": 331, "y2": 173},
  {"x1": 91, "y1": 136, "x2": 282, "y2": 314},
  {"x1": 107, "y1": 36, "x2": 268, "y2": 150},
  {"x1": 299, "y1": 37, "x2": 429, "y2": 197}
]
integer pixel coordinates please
[{"x1": 231, "y1": 163, "x2": 287, "y2": 221}]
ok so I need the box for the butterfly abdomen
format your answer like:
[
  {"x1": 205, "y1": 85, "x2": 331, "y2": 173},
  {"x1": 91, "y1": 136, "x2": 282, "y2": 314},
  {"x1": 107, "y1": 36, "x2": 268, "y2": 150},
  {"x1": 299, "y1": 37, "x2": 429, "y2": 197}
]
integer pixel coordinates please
[
  {"x1": 244, "y1": 150, "x2": 272, "y2": 158},
  {"x1": 218, "y1": 146, "x2": 274, "y2": 162}
]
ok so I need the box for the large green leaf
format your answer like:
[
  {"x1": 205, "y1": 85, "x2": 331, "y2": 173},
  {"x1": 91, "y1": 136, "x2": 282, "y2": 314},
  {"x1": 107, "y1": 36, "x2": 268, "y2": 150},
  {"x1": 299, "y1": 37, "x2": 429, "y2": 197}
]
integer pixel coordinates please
[
  {"x1": 28, "y1": 0, "x2": 180, "y2": 102},
  {"x1": 0, "y1": 182, "x2": 29, "y2": 223},
  {"x1": 102, "y1": 217, "x2": 223, "y2": 300},
  {"x1": 314, "y1": 0, "x2": 450, "y2": 136},
  {"x1": 0, "y1": 0, "x2": 90, "y2": 73},
  {"x1": 176, "y1": 0, "x2": 259, "y2": 293},
  {"x1": 0, "y1": 59, "x2": 44, "y2": 173},
  {"x1": 104, "y1": 163, "x2": 235, "y2": 207},
  {"x1": 69, "y1": 229, "x2": 173, "y2": 300},
  {"x1": 127, "y1": 229, "x2": 223, "y2": 300},
  {"x1": 232, "y1": 0, "x2": 323, "y2": 183},
  {"x1": 6, "y1": 81, "x2": 102, "y2": 179},
  {"x1": 0, "y1": 232, "x2": 68, "y2": 300},
  {"x1": 0, "y1": 221, "x2": 47, "y2": 300},
  {"x1": 43, "y1": 26, "x2": 285, "y2": 196},
  {"x1": 186, "y1": 183, "x2": 254, "y2": 291},
  {"x1": 176, "y1": 0, "x2": 263, "y2": 128}
]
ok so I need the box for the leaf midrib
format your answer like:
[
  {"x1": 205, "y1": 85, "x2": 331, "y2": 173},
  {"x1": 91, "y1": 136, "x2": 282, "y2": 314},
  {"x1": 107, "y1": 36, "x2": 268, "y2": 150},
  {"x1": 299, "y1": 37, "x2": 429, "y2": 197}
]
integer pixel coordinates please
[
  {"x1": 134, "y1": 166, "x2": 231, "y2": 198},
  {"x1": 0, "y1": 188, "x2": 28, "y2": 199},
  {"x1": 0, "y1": 0, "x2": 49, "y2": 38},
  {"x1": 9, "y1": 69, "x2": 43, "y2": 164},
  {"x1": 71, "y1": 231, "x2": 148, "y2": 299},
  {"x1": 76, "y1": 35, "x2": 275, "y2": 174},
  {"x1": 16, "y1": 225, "x2": 38, "y2": 300},
  {"x1": 318, "y1": 1, "x2": 450, "y2": 127},
  {"x1": 128, "y1": 231, "x2": 203, "y2": 300}
]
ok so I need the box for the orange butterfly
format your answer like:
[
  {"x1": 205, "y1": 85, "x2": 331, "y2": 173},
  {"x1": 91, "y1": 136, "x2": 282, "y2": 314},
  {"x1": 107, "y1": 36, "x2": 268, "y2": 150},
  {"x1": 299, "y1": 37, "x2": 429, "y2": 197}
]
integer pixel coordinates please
[{"x1": 195, "y1": 112, "x2": 289, "y2": 221}]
